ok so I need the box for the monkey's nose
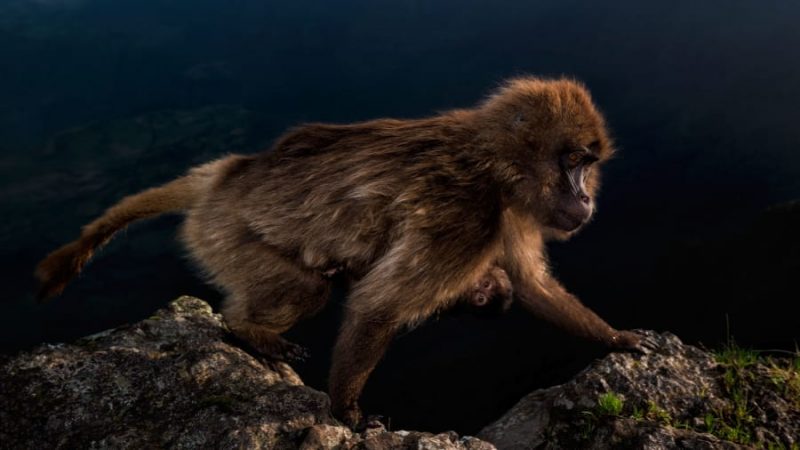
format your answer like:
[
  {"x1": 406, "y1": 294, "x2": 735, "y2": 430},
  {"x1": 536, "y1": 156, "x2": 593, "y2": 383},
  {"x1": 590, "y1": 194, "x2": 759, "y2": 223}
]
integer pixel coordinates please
[{"x1": 579, "y1": 193, "x2": 590, "y2": 204}]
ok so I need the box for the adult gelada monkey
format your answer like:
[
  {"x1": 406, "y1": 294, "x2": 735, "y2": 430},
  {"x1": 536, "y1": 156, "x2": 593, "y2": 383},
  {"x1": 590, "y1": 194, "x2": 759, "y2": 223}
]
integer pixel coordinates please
[{"x1": 35, "y1": 77, "x2": 655, "y2": 427}]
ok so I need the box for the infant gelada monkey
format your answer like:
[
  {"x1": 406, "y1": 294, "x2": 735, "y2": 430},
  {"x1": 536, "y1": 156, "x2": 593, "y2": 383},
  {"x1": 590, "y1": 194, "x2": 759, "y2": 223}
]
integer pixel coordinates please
[{"x1": 36, "y1": 77, "x2": 653, "y2": 427}]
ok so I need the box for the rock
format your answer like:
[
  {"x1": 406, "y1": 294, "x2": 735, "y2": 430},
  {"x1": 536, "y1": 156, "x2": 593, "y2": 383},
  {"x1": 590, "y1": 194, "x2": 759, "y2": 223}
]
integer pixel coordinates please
[
  {"x1": 5, "y1": 297, "x2": 795, "y2": 449},
  {"x1": 479, "y1": 331, "x2": 800, "y2": 449},
  {"x1": 299, "y1": 424, "x2": 354, "y2": 449},
  {"x1": 0, "y1": 296, "x2": 493, "y2": 450}
]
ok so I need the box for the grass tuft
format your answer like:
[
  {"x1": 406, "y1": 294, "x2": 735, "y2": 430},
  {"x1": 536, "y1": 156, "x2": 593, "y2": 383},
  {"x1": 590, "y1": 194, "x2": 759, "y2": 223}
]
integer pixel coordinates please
[
  {"x1": 596, "y1": 392, "x2": 624, "y2": 416},
  {"x1": 714, "y1": 338, "x2": 759, "y2": 368}
]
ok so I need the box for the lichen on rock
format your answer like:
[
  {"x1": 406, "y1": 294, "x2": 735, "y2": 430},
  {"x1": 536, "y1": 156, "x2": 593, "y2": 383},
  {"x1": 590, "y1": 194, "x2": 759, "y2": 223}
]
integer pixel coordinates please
[
  {"x1": 2, "y1": 296, "x2": 796, "y2": 449},
  {"x1": 479, "y1": 331, "x2": 800, "y2": 449},
  {"x1": 0, "y1": 296, "x2": 492, "y2": 449}
]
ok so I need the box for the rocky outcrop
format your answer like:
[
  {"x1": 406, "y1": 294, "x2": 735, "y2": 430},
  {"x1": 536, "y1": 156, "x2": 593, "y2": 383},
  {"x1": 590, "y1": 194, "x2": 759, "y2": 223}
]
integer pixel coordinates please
[
  {"x1": 2, "y1": 296, "x2": 797, "y2": 449},
  {"x1": 0, "y1": 296, "x2": 492, "y2": 449},
  {"x1": 479, "y1": 332, "x2": 800, "y2": 449}
]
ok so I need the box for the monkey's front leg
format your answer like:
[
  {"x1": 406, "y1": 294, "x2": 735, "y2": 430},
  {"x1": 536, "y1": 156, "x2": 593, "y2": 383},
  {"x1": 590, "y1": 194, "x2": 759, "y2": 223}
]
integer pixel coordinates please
[
  {"x1": 329, "y1": 310, "x2": 400, "y2": 428},
  {"x1": 328, "y1": 227, "x2": 499, "y2": 427},
  {"x1": 517, "y1": 275, "x2": 651, "y2": 352}
]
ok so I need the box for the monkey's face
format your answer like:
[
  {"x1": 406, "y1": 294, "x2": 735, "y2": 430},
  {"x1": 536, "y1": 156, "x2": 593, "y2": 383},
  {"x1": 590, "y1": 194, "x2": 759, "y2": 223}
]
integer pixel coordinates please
[
  {"x1": 525, "y1": 134, "x2": 610, "y2": 238},
  {"x1": 482, "y1": 78, "x2": 614, "y2": 237},
  {"x1": 531, "y1": 118, "x2": 612, "y2": 238},
  {"x1": 547, "y1": 145, "x2": 600, "y2": 232}
]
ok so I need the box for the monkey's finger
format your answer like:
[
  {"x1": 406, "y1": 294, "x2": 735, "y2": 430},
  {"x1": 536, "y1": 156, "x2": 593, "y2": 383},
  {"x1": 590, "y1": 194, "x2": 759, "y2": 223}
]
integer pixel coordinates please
[
  {"x1": 638, "y1": 335, "x2": 660, "y2": 352},
  {"x1": 626, "y1": 332, "x2": 659, "y2": 354},
  {"x1": 631, "y1": 342, "x2": 652, "y2": 355}
]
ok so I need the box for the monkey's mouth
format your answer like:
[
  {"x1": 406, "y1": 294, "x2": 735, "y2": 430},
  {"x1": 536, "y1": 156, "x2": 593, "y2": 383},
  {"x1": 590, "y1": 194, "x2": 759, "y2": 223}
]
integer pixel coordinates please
[
  {"x1": 550, "y1": 194, "x2": 593, "y2": 231},
  {"x1": 550, "y1": 210, "x2": 585, "y2": 231},
  {"x1": 551, "y1": 203, "x2": 593, "y2": 231}
]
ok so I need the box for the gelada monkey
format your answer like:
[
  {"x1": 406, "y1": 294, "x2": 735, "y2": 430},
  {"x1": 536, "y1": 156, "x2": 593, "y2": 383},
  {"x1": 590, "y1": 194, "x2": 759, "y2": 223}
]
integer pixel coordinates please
[
  {"x1": 453, "y1": 266, "x2": 513, "y2": 316},
  {"x1": 36, "y1": 77, "x2": 654, "y2": 427}
]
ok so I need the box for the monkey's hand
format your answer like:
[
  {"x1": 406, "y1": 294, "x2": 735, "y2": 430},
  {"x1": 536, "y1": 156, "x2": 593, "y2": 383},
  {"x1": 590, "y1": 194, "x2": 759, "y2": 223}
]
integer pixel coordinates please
[{"x1": 608, "y1": 330, "x2": 658, "y2": 354}]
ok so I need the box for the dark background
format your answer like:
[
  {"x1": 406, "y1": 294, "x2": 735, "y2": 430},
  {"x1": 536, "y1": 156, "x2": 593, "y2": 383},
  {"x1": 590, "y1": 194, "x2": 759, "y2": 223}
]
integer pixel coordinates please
[{"x1": 1, "y1": 0, "x2": 798, "y2": 435}]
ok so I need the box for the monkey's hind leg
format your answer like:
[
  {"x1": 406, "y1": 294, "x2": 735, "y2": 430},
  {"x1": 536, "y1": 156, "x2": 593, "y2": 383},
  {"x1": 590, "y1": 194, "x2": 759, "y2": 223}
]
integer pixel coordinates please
[
  {"x1": 217, "y1": 246, "x2": 332, "y2": 362},
  {"x1": 224, "y1": 300, "x2": 312, "y2": 362}
]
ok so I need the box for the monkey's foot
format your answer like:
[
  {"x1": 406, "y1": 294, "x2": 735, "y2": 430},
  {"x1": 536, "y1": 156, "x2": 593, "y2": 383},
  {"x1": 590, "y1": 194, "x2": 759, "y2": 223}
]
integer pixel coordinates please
[
  {"x1": 347, "y1": 414, "x2": 387, "y2": 432},
  {"x1": 334, "y1": 404, "x2": 363, "y2": 429},
  {"x1": 231, "y1": 333, "x2": 310, "y2": 363},
  {"x1": 261, "y1": 337, "x2": 310, "y2": 363},
  {"x1": 268, "y1": 338, "x2": 311, "y2": 362},
  {"x1": 362, "y1": 414, "x2": 386, "y2": 431}
]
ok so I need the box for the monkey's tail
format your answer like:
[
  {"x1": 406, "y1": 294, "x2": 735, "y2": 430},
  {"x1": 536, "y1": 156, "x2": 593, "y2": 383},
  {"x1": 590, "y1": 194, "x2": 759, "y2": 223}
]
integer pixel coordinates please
[{"x1": 34, "y1": 157, "x2": 235, "y2": 301}]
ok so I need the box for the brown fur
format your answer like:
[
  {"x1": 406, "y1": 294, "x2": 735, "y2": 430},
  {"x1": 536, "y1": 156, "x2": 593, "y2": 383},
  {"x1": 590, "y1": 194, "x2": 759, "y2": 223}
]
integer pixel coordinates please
[
  {"x1": 35, "y1": 157, "x2": 243, "y2": 300},
  {"x1": 35, "y1": 77, "x2": 644, "y2": 427}
]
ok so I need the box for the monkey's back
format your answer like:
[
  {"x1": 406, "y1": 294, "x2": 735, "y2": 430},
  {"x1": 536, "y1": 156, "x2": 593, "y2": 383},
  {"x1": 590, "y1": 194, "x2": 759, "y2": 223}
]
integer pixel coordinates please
[{"x1": 183, "y1": 115, "x2": 501, "y2": 279}]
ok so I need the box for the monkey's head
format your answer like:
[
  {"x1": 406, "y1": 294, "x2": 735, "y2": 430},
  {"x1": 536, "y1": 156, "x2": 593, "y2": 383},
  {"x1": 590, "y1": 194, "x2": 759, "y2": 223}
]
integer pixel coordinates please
[{"x1": 478, "y1": 77, "x2": 615, "y2": 238}]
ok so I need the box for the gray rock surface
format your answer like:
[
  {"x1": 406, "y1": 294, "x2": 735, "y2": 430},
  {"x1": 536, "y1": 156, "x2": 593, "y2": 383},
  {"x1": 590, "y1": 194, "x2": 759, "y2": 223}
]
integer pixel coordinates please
[
  {"x1": 479, "y1": 331, "x2": 799, "y2": 449},
  {"x1": 0, "y1": 296, "x2": 493, "y2": 450},
  {"x1": 3, "y1": 297, "x2": 796, "y2": 449}
]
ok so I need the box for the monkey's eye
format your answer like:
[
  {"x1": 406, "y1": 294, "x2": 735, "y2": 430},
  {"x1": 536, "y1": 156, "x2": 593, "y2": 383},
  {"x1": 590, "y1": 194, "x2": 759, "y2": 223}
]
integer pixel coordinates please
[
  {"x1": 563, "y1": 148, "x2": 600, "y2": 168},
  {"x1": 566, "y1": 151, "x2": 584, "y2": 167}
]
